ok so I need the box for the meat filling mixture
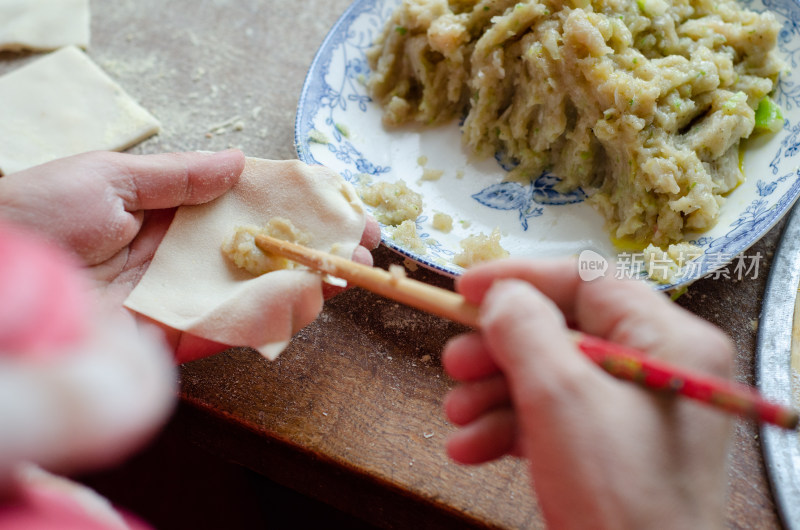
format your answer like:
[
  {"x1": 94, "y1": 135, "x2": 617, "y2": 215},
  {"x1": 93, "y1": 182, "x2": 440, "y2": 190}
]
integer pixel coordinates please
[
  {"x1": 367, "y1": 0, "x2": 784, "y2": 247},
  {"x1": 222, "y1": 218, "x2": 311, "y2": 276}
]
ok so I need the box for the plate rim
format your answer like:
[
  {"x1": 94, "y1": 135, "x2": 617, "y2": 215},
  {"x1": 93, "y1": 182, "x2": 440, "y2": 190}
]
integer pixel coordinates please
[{"x1": 758, "y1": 201, "x2": 800, "y2": 530}]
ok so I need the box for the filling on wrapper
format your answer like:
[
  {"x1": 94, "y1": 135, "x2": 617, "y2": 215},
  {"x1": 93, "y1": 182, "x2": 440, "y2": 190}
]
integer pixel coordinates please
[
  {"x1": 367, "y1": 0, "x2": 784, "y2": 246},
  {"x1": 222, "y1": 218, "x2": 312, "y2": 276}
]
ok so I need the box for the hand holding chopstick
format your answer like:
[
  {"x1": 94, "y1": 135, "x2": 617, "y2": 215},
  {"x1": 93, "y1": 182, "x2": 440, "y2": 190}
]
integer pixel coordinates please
[{"x1": 255, "y1": 234, "x2": 799, "y2": 430}]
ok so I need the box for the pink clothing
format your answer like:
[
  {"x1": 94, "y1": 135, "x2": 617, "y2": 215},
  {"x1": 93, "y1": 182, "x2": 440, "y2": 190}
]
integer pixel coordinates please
[
  {"x1": 0, "y1": 473, "x2": 151, "y2": 530},
  {"x1": 0, "y1": 221, "x2": 151, "y2": 529},
  {"x1": 0, "y1": 220, "x2": 90, "y2": 359}
]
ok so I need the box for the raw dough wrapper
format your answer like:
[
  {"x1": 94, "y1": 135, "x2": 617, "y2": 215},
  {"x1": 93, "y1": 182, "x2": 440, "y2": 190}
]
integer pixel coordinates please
[
  {"x1": 0, "y1": 46, "x2": 160, "y2": 175},
  {"x1": 124, "y1": 157, "x2": 367, "y2": 360},
  {"x1": 0, "y1": 0, "x2": 90, "y2": 51}
]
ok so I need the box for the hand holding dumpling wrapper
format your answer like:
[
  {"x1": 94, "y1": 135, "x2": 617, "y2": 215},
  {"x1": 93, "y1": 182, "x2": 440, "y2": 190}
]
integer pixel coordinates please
[{"x1": 125, "y1": 157, "x2": 369, "y2": 360}]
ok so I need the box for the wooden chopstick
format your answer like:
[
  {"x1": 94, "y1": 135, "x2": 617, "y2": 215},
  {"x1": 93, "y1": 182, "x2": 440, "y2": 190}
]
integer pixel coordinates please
[{"x1": 255, "y1": 234, "x2": 799, "y2": 430}]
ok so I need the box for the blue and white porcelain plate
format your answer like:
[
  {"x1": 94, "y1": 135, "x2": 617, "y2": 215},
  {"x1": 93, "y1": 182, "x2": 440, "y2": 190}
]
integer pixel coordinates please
[{"x1": 295, "y1": 0, "x2": 800, "y2": 289}]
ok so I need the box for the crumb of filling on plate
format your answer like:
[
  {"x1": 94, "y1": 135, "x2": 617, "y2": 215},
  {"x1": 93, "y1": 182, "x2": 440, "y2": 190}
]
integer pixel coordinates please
[
  {"x1": 420, "y1": 167, "x2": 445, "y2": 181},
  {"x1": 642, "y1": 241, "x2": 703, "y2": 284},
  {"x1": 417, "y1": 152, "x2": 445, "y2": 181},
  {"x1": 307, "y1": 129, "x2": 330, "y2": 144},
  {"x1": 367, "y1": 0, "x2": 784, "y2": 247},
  {"x1": 454, "y1": 228, "x2": 509, "y2": 267},
  {"x1": 221, "y1": 217, "x2": 311, "y2": 276},
  {"x1": 359, "y1": 180, "x2": 423, "y2": 225},
  {"x1": 432, "y1": 212, "x2": 454, "y2": 233},
  {"x1": 391, "y1": 219, "x2": 428, "y2": 253}
]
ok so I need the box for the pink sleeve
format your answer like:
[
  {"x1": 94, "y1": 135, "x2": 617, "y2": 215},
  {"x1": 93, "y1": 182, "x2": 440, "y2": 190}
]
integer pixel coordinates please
[
  {"x1": 0, "y1": 471, "x2": 153, "y2": 530},
  {"x1": 0, "y1": 220, "x2": 91, "y2": 359}
]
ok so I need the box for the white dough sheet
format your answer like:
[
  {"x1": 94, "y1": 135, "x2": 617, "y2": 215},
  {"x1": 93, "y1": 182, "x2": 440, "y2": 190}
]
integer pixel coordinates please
[
  {"x1": 0, "y1": 0, "x2": 90, "y2": 51},
  {"x1": 0, "y1": 46, "x2": 161, "y2": 175},
  {"x1": 125, "y1": 158, "x2": 367, "y2": 360}
]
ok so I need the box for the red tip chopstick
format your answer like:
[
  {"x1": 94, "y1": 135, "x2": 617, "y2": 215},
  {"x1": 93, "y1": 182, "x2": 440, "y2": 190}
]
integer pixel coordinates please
[
  {"x1": 254, "y1": 235, "x2": 799, "y2": 430},
  {"x1": 576, "y1": 333, "x2": 797, "y2": 428}
]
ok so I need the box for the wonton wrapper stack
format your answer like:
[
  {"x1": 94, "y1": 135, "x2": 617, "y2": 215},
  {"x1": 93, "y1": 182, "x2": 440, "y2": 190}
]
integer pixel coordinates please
[
  {"x1": 124, "y1": 158, "x2": 367, "y2": 360},
  {"x1": 0, "y1": 46, "x2": 161, "y2": 175},
  {"x1": 0, "y1": 0, "x2": 90, "y2": 51}
]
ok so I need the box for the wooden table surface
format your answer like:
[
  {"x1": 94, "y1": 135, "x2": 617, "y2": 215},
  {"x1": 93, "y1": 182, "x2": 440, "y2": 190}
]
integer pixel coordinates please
[{"x1": 1, "y1": 0, "x2": 789, "y2": 527}]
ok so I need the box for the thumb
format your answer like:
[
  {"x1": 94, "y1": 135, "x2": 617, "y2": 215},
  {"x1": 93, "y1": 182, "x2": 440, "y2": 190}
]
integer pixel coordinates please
[{"x1": 113, "y1": 149, "x2": 245, "y2": 211}]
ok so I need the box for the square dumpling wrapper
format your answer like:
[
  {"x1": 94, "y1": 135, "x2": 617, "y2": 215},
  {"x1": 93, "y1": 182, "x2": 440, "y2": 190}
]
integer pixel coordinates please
[
  {"x1": 124, "y1": 157, "x2": 367, "y2": 360},
  {"x1": 0, "y1": 46, "x2": 160, "y2": 176},
  {"x1": 0, "y1": 0, "x2": 90, "y2": 51}
]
